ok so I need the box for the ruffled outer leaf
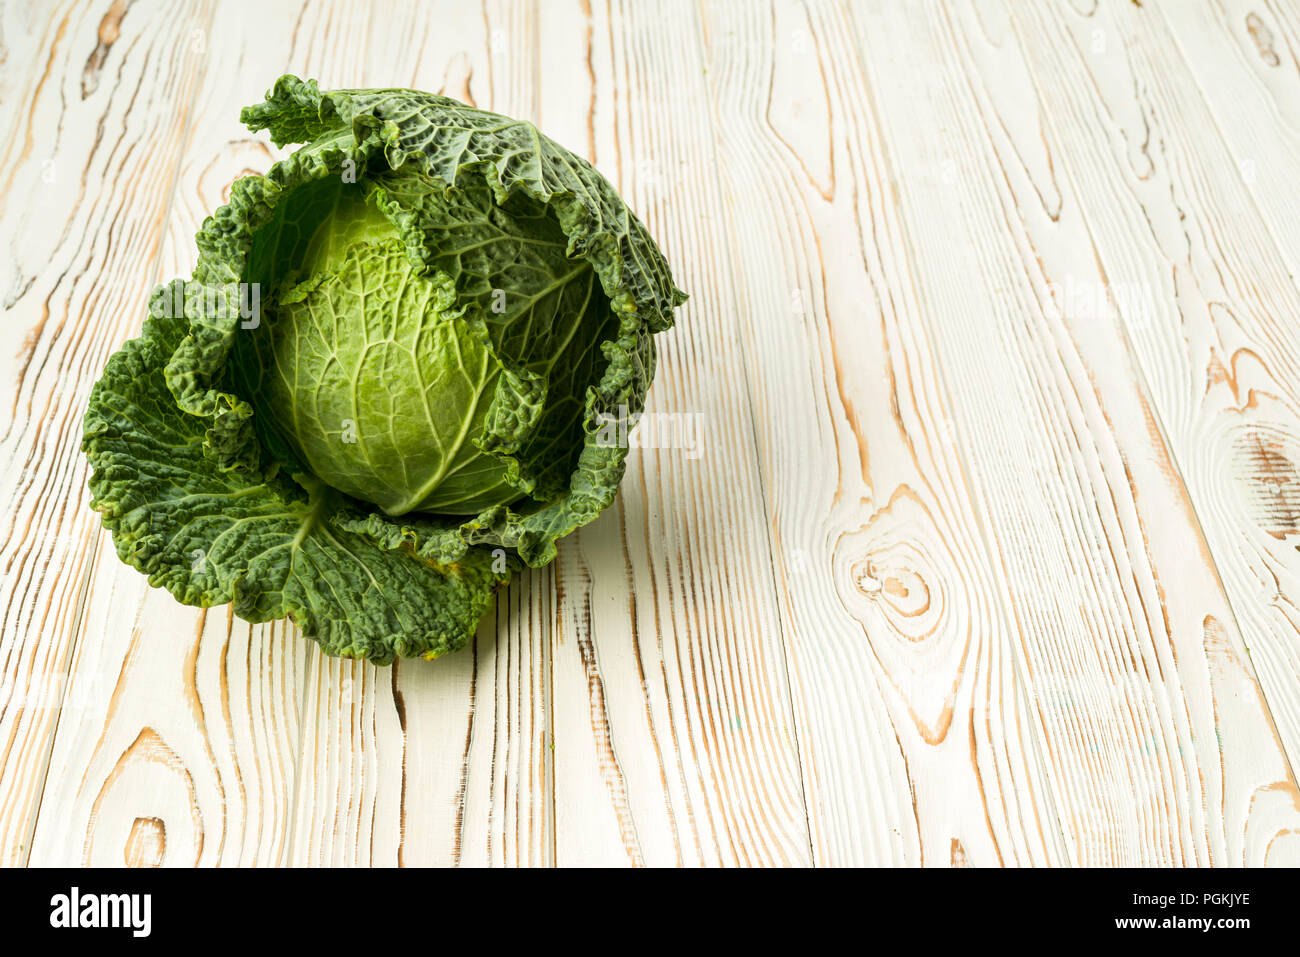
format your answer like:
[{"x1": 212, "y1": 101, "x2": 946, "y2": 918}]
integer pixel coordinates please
[{"x1": 85, "y1": 284, "x2": 511, "y2": 664}]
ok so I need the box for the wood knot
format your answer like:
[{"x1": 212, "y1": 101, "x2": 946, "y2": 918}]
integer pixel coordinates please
[{"x1": 125, "y1": 816, "x2": 165, "y2": 868}]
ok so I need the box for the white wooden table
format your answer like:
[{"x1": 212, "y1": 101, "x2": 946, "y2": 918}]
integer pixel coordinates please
[{"x1": 3, "y1": 0, "x2": 1300, "y2": 867}]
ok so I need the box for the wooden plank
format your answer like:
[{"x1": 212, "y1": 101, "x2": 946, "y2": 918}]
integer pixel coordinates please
[
  {"x1": 998, "y1": 0, "x2": 1300, "y2": 864},
  {"x1": 1155, "y1": 0, "x2": 1300, "y2": 281},
  {"x1": 0, "y1": 1, "x2": 64, "y2": 141},
  {"x1": 1146, "y1": 0, "x2": 1300, "y2": 770},
  {"x1": 535, "y1": 0, "x2": 813, "y2": 866},
  {"x1": 0, "y1": 0, "x2": 216, "y2": 866},
  {"x1": 840, "y1": 0, "x2": 1300, "y2": 864},
  {"x1": 696, "y1": 0, "x2": 1070, "y2": 865}
]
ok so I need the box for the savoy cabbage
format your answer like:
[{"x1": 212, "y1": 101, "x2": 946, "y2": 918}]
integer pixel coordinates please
[{"x1": 82, "y1": 76, "x2": 686, "y2": 664}]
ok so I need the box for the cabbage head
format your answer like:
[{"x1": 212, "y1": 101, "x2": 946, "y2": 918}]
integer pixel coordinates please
[{"x1": 82, "y1": 76, "x2": 686, "y2": 664}]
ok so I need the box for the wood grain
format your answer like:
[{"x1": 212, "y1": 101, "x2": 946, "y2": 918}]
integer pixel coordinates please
[
  {"x1": 3, "y1": 0, "x2": 1299, "y2": 867},
  {"x1": 541, "y1": 0, "x2": 810, "y2": 866},
  {"x1": 0, "y1": 0, "x2": 214, "y2": 866},
  {"x1": 1001, "y1": 0, "x2": 1300, "y2": 862},
  {"x1": 827, "y1": 0, "x2": 1300, "y2": 866},
  {"x1": 700, "y1": 0, "x2": 1066, "y2": 865}
]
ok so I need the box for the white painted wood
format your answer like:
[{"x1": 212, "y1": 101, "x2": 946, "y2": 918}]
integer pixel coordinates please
[
  {"x1": 3, "y1": 0, "x2": 1300, "y2": 867},
  {"x1": 0, "y1": 0, "x2": 216, "y2": 866},
  {"x1": 1000, "y1": 0, "x2": 1300, "y2": 863},
  {"x1": 699, "y1": 0, "x2": 1067, "y2": 865},
  {"x1": 539, "y1": 0, "x2": 811, "y2": 866},
  {"x1": 834, "y1": 0, "x2": 1300, "y2": 865},
  {"x1": 1155, "y1": 0, "x2": 1300, "y2": 282},
  {"x1": 1139, "y1": 0, "x2": 1300, "y2": 775}
]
